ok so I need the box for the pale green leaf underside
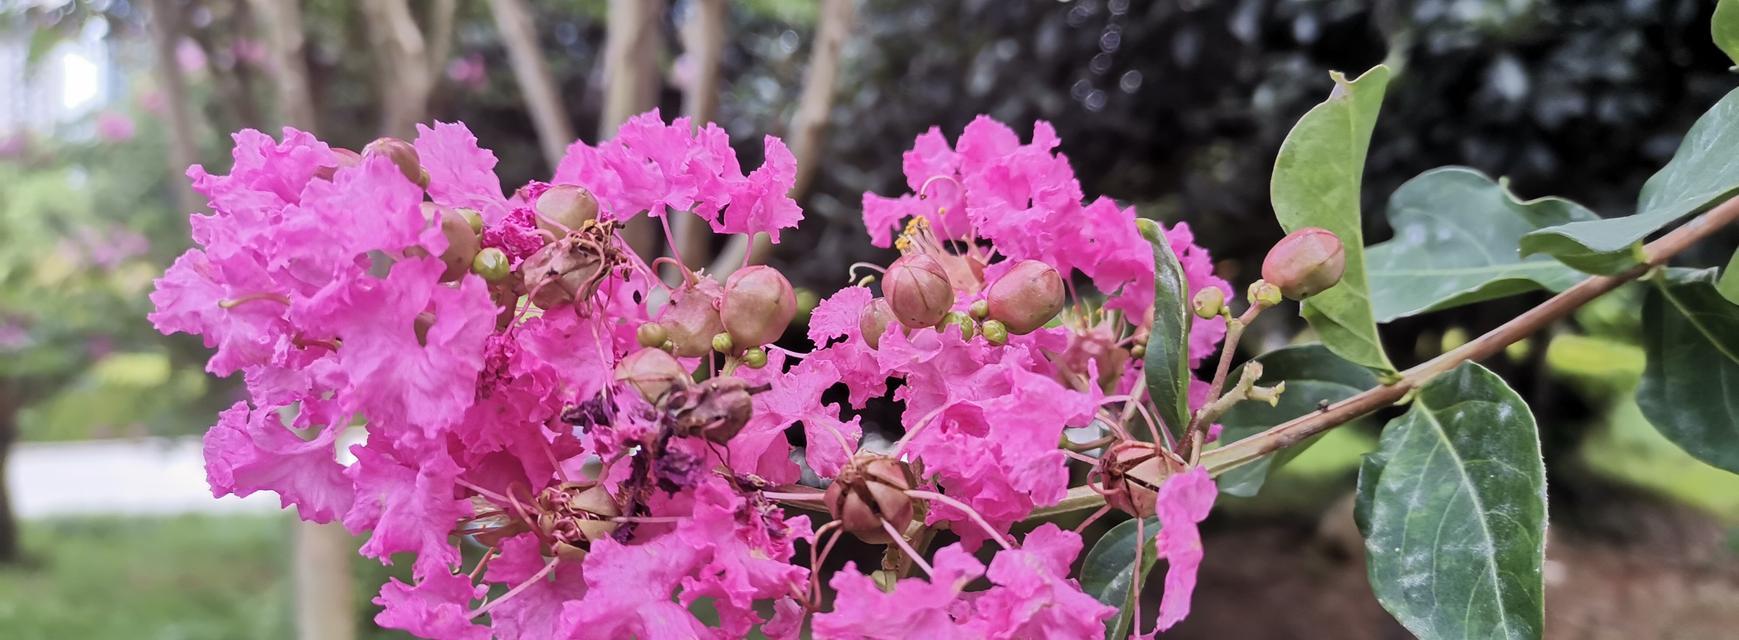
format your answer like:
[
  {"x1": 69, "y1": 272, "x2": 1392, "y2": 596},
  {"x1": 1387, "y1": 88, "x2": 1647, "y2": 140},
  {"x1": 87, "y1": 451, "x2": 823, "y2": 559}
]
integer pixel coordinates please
[
  {"x1": 1271, "y1": 65, "x2": 1396, "y2": 372},
  {"x1": 1636, "y1": 268, "x2": 1739, "y2": 473},
  {"x1": 1357, "y1": 363, "x2": 1546, "y2": 640},
  {"x1": 1216, "y1": 344, "x2": 1379, "y2": 496},
  {"x1": 1138, "y1": 219, "x2": 1194, "y2": 438},
  {"x1": 1520, "y1": 87, "x2": 1739, "y2": 274},
  {"x1": 1080, "y1": 516, "x2": 1160, "y2": 640},
  {"x1": 1368, "y1": 167, "x2": 1597, "y2": 322}
]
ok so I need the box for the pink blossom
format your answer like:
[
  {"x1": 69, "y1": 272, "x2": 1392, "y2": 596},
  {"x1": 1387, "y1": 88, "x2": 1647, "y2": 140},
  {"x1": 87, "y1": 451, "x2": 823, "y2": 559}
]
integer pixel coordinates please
[
  {"x1": 374, "y1": 571, "x2": 489, "y2": 640},
  {"x1": 95, "y1": 111, "x2": 136, "y2": 142},
  {"x1": 446, "y1": 53, "x2": 489, "y2": 91},
  {"x1": 974, "y1": 524, "x2": 1118, "y2": 639},
  {"x1": 415, "y1": 121, "x2": 508, "y2": 222},
  {"x1": 812, "y1": 544, "x2": 987, "y2": 639},
  {"x1": 344, "y1": 445, "x2": 469, "y2": 578},
  {"x1": 746, "y1": 357, "x2": 861, "y2": 478},
  {"x1": 1153, "y1": 466, "x2": 1217, "y2": 631},
  {"x1": 202, "y1": 401, "x2": 351, "y2": 523}
]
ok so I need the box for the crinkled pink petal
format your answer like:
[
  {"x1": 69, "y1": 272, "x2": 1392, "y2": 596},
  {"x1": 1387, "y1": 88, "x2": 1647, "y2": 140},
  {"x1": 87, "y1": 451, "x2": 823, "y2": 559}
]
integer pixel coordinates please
[
  {"x1": 812, "y1": 544, "x2": 987, "y2": 639},
  {"x1": 344, "y1": 444, "x2": 469, "y2": 578},
  {"x1": 202, "y1": 401, "x2": 351, "y2": 523},
  {"x1": 415, "y1": 121, "x2": 509, "y2": 223},
  {"x1": 373, "y1": 571, "x2": 489, "y2": 640},
  {"x1": 974, "y1": 524, "x2": 1117, "y2": 639},
  {"x1": 807, "y1": 285, "x2": 873, "y2": 345},
  {"x1": 1154, "y1": 466, "x2": 1217, "y2": 631},
  {"x1": 718, "y1": 136, "x2": 802, "y2": 242}
]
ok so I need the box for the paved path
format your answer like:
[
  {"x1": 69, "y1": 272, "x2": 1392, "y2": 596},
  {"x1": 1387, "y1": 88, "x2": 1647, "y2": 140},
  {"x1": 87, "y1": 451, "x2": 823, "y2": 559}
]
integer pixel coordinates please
[{"x1": 7, "y1": 436, "x2": 281, "y2": 519}]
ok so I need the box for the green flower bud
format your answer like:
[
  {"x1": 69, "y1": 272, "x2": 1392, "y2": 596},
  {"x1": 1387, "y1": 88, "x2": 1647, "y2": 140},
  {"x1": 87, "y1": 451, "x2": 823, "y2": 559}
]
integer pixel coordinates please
[
  {"x1": 1247, "y1": 280, "x2": 1283, "y2": 308},
  {"x1": 711, "y1": 332, "x2": 734, "y2": 354},
  {"x1": 471, "y1": 247, "x2": 510, "y2": 282},
  {"x1": 741, "y1": 346, "x2": 768, "y2": 369},
  {"x1": 940, "y1": 310, "x2": 976, "y2": 341},
  {"x1": 1261, "y1": 227, "x2": 1346, "y2": 300},
  {"x1": 969, "y1": 299, "x2": 989, "y2": 320},
  {"x1": 1192, "y1": 287, "x2": 1225, "y2": 319},
  {"x1": 981, "y1": 319, "x2": 1009, "y2": 345},
  {"x1": 636, "y1": 322, "x2": 668, "y2": 349},
  {"x1": 421, "y1": 203, "x2": 479, "y2": 282},
  {"x1": 457, "y1": 208, "x2": 485, "y2": 234}
]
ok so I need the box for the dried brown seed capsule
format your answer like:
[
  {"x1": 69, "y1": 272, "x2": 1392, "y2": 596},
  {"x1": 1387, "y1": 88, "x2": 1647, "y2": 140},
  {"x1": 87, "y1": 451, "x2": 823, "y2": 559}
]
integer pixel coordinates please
[
  {"x1": 1095, "y1": 441, "x2": 1185, "y2": 518},
  {"x1": 858, "y1": 298, "x2": 899, "y2": 349},
  {"x1": 985, "y1": 259, "x2": 1065, "y2": 335},
  {"x1": 824, "y1": 454, "x2": 916, "y2": 544},
  {"x1": 1261, "y1": 227, "x2": 1346, "y2": 300},
  {"x1": 519, "y1": 222, "x2": 622, "y2": 310},
  {"x1": 883, "y1": 253, "x2": 955, "y2": 329},
  {"x1": 615, "y1": 347, "x2": 688, "y2": 402},
  {"x1": 534, "y1": 184, "x2": 600, "y2": 237},
  {"x1": 363, "y1": 137, "x2": 428, "y2": 189},
  {"x1": 664, "y1": 377, "x2": 758, "y2": 444},
  {"x1": 720, "y1": 266, "x2": 797, "y2": 348},
  {"x1": 659, "y1": 278, "x2": 725, "y2": 357}
]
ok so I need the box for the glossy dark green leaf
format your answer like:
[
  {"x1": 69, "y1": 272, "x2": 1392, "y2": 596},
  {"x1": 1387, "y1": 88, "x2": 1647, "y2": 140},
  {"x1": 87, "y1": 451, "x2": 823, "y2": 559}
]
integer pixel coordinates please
[
  {"x1": 1520, "y1": 88, "x2": 1739, "y2": 274},
  {"x1": 1080, "y1": 516, "x2": 1160, "y2": 640},
  {"x1": 1138, "y1": 218, "x2": 1194, "y2": 439},
  {"x1": 1717, "y1": 250, "x2": 1739, "y2": 306},
  {"x1": 1716, "y1": 0, "x2": 1739, "y2": 69},
  {"x1": 1636, "y1": 268, "x2": 1739, "y2": 473},
  {"x1": 1271, "y1": 66, "x2": 1396, "y2": 373},
  {"x1": 1357, "y1": 363, "x2": 1546, "y2": 640},
  {"x1": 1368, "y1": 167, "x2": 1598, "y2": 322},
  {"x1": 1216, "y1": 344, "x2": 1380, "y2": 496}
]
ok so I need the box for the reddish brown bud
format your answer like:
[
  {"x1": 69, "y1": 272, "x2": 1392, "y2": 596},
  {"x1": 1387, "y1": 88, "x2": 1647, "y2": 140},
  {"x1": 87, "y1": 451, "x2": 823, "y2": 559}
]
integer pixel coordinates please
[
  {"x1": 1262, "y1": 227, "x2": 1346, "y2": 300},
  {"x1": 883, "y1": 253, "x2": 955, "y2": 329},
  {"x1": 417, "y1": 203, "x2": 479, "y2": 282},
  {"x1": 314, "y1": 147, "x2": 362, "y2": 181},
  {"x1": 363, "y1": 137, "x2": 428, "y2": 189},
  {"x1": 720, "y1": 266, "x2": 797, "y2": 348},
  {"x1": 664, "y1": 377, "x2": 758, "y2": 443},
  {"x1": 659, "y1": 278, "x2": 725, "y2": 357},
  {"x1": 985, "y1": 260, "x2": 1065, "y2": 335},
  {"x1": 1095, "y1": 441, "x2": 1185, "y2": 518},
  {"x1": 615, "y1": 347, "x2": 688, "y2": 402},
  {"x1": 824, "y1": 454, "x2": 916, "y2": 544},
  {"x1": 520, "y1": 223, "x2": 623, "y2": 311},
  {"x1": 534, "y1": 184, "x2": 600, "y2": 237},
  {"x1": 858, "y1": 298, "x2": 899, "y2": 349}
]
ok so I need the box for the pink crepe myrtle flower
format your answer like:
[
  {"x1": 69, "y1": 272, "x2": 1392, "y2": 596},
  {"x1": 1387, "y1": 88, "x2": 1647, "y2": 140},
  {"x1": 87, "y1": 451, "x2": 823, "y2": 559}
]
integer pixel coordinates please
[
  {"x1": 813, "y1": 544, "x2": 987, "y2": 639},
  {"x1": 1153, "y1": 466, "x2": 1217, "y2": 632}
]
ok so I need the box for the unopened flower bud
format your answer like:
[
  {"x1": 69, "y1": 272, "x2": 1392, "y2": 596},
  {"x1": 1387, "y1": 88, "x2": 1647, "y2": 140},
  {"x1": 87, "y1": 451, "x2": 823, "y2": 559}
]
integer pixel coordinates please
[
  {"x1": 986, "y1": 260, "x2": 1065, "y2": 335},
  {"x1": 969, "y1": 299, "x2": 989, "y2": 320},
  {"x1": 665, "y1": 377, "x2": 758, "y2": 444},
  {"x1": 981, "y1": 319, "x2": 1009, "y2": 345},
  {"x1": 720, "y1": 266, "x2": 797, "y2": 348},
  {"x1": 741, "y1": 347, "x2": 768, "y2": 369},
  {"x1": 423, "y1": 203, "x2": 480, "y2": 282},
  {"x1": 1262, "y1": 227, "x2": 1346, "y2": 300},
  {"x1": 635, "y1": 322, "x2": 667, "y2": 348},
  {"x1": 615, "y1": 347, "x2": 688, "y2": 402},
  {"x1": 825, "y1": 454, "x2": 916, "y2": 544},
  {"x1": 940, "y1": 311, "x2": 976, "y2": 341},
  {"x1": 456, "y1": 207, "x2": 485, "y2": 234},
  {"x1": 363, "y1": 137, "x2": 428, "y2": 189},
  {"x1": 534, "y1": 184, "x2": 599, "y2": 236},
  {"x1": 1192, "y1": 287, "x2": 1225, "y2": 319},
  {"x1": 711, "y1": 332, "x2": 734, "y2": 354},
  {"x1": 1248, "y1": 280, "x2": 1283, "y2": 308},
  {"x1": 471, "y1": 247, "x2": 510, "y2": 282},
  {"x1": 858, "y1": 298, "x2": 898, "y2": 349},
  {"x1": 883, "y1": 253, "x2": 955, "y2": 329},
  {"x1": 659, "y1": 278, "x2": 725, "y2": 357},
  {"x1": 315, "y1": 147, "x2": 362, "y2": 181}
]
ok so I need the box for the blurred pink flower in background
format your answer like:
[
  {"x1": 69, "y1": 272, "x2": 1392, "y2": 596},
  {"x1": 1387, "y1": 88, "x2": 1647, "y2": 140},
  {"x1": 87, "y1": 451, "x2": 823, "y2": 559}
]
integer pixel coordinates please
[
  {"x1": 446, "y1": 53, "x2": 487, "y2": 91},
  {"x1": 229, "y1": 38, "x2": 267, "y2": 67},
  {"x1": 138, "y1": 88, "x2": 167, "y2": 116},
  {"x1": 96, "y1": 111, "x2": 137, "y2": 142},
  {"x1": 0, "y1": 318, "x2": 29, "y2": 350},
  {"x1": 176, "y1": 38, "x2": 207, "y2": 74},
  {"x1": 0, "y1": 132, "x2": 27, "y2": 158}
]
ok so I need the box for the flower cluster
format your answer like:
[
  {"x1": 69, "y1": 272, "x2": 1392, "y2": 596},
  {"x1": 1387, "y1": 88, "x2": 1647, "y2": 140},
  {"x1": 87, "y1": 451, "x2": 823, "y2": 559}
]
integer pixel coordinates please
[{"x1": 151, "y1": 111, "x2": 1230, "y2": 638}]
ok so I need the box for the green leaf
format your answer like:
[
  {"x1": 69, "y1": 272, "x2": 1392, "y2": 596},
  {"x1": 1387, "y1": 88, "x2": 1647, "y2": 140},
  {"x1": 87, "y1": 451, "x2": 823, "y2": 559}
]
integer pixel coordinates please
[
  {"x1": 1520, "y1": 88, "x2": 1739, "y2": 274},
  {"x1": 1356, "y1": 363, "x2": 1546, "y2": 640},
  {"x1": 1367, "y1": 167, "x2": 1598, "y2": 322},
  {"x1": 1216, "y1": 344, "x2": 1380, "y2": 496},
  {"x1": 1718, "y1": 249, "x2": 1739, "y2": 306},
  {"x1": 1080, "y1": 516, "x2": 1161, "y2": 640},
  {"x1": 1271, "y1": 66, "x2": 1396, "y2": 373},
  {"x1": 1636, "y1": 268, "x2": 1739, "y2": 473},
  {"x1": 1138, "y1": 218, "x2": 1194, "y2": 438},
  {"x1": 1716, "y1": 0, "x2": 1739, "y2": 69}
]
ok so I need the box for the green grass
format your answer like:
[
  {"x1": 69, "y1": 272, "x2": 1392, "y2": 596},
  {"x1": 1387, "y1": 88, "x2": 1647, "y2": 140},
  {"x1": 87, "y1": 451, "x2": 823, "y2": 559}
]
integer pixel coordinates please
[
  {"x1": 0, "y1": 514, "x2": 420, "y2": 640},
  {"x1": 0, "y1": 514, "x2": 293, "y2": 640}
]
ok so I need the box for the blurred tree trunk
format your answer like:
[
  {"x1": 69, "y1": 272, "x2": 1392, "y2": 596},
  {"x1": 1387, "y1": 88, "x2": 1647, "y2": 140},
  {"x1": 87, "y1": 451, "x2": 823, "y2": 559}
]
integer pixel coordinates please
[
  {"x1": 488, "y1": 0, "x2": 576, "y2": 169},
  {"x1": 710, "y1": 0, "x2": 855, "y2": 277},
  {"x1": 0, "y1": 383, "x2": 21, "y2": 565},
  {"x1": 146, "y1": 0, "x2": 203, "y2": 219},
  {"x1": 600, "y1": 0, "x2": 666, "y2": 259},
  {"x1": 249, "y1": 0, "x2": 319, "y2": 131},
  {"x1": 673, "y1": 0, "x2": 727, "y2": 270},
  {"x1": 360, "y1": 0, "x2": 450, "y2": 139}
]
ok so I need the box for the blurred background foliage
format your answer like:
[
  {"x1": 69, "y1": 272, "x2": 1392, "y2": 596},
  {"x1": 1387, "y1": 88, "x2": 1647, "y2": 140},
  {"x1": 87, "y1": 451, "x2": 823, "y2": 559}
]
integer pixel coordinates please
[{"x1": 2, "y1": 0, "x2": 1738, "y2": 638}]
